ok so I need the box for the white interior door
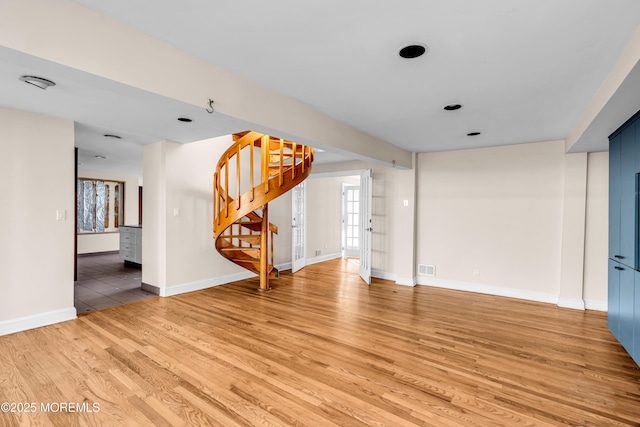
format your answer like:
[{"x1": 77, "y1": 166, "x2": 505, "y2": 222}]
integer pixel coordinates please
[
  {"x1": 359, "y1": 169, "x2": 372, "y2": 285},
  {"x1": 291, "y1": 181, "x2": 306, "y2": 273},
  {"x1": 343, "y1": 185, "x2": 360, "y2": 258}
]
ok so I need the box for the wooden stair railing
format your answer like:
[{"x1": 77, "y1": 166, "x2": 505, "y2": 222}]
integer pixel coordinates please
[{"x1": 213, "y1": 131, "x2": 314, "y2": 290}]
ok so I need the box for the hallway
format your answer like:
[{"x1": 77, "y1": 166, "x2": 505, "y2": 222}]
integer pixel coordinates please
[{"x1": 74, "y1": 252, "x2": 155, "y2": 313}]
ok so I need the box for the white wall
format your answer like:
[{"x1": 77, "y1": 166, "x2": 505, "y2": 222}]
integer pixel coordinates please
[
  {"x1": 416, "y1": 141, "x2": 565, "y2": 298},
  {"x1": 76, "y1": 170, "x2": 140, "y2": 254},
  {"x1": 306, "y1": 176, "x2": 344, "y2": 260},
  {"x1": 583, "y1": 152, "x2": 609, "y2": 307},
  {"x1": 0, "y1": 107, "x2": 76, "y2": 333}
]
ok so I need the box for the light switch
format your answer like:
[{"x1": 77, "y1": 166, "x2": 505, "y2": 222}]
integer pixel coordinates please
[
  {"x1": 56, "y1": 209, "x2": 66, "y2": 220},
  {"x1": 403, "y1": 200, "x2": 409, "y2": 207},
  {"x1": 173, "y1": 208, "x2": 180, "y2": 217}
]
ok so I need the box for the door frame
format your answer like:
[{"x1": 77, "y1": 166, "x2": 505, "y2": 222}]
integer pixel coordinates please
[
  {"x1": 306, "y1": 169, "x2": 372, "y2": 284},
  {"x1": 342, "y1": 183, "x2": 361, "y2": 258},
  {"x1": 291, "y1": 181, "x2": 307, "y2": 273}
]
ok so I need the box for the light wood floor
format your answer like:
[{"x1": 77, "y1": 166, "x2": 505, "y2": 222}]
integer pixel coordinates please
[{"x1": 1, "y1": 259, "x2": 640, "y2": 426}]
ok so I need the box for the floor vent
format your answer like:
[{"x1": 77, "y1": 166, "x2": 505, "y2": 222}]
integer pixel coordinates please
[{"x1": 418, "y1": 264, "x2": 435, "y2": 276}]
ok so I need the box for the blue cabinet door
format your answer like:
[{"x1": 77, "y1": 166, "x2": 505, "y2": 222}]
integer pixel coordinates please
[
  {"x1": 619, "y1": 264, "x2": 635, "y2": 354},
  {"x1": 609, "y1": 134, "x2": 621, "y2": 261},
  {"x1": 619, "y1": 127, "x2": 636, "y2": 268},
  {"x1": 609, "y1": 259, "x2": 621, "y2": 340},
  {"x1": 634, "y1": 271, "x2": 640, "y2": 365}
]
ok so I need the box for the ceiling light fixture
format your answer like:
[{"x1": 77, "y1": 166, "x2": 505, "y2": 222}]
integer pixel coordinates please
[
  {"x1": 94, "y1": 155, "x2": 107, "y2": 159},
  {"x1": 103, "y1": 134, "x2": 121, "y2": 139},
  {"x1": 399, "y1": 44, "x2": 428, "y2": 59},
  {"x1": 177, "y1": 117, "x2": 193, "y2": 123},
  {"x1": 19, "y1": 75, "x2": 56, "y2": 90},
  {"x1": 467, "y1": 132, "x2": 481, "y2": 136},
  {"x1": 443, "y1": 104, "x2": 463, "y2": 111}
]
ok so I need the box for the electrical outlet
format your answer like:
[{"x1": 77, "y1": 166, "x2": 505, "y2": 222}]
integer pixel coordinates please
[{"x1": 473, "y1": 269, "x2": 480, "y2": 277}]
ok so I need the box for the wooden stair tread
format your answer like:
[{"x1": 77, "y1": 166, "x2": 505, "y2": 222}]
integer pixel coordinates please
[
  {"x1": 222, "y1": 234, "x2": 261, "y2": 244},
  {"x1": 237, "y1": 220, "x2": 263, "y2": 231}
]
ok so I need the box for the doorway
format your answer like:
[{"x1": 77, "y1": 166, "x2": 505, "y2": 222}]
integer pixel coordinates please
[
  {"x1": 301, "y1": 169, "x2": 372, "y2": 285},
  {"x1": 342, "y1": 184, "x2": 360, "y2": 258}
]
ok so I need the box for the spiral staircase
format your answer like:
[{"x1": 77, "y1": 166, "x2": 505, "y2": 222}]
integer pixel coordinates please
[{"x1": 213, "y1": 131, "x2": 314, "y2": 290}]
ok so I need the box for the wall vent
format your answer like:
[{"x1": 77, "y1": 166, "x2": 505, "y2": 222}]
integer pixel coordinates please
[{"x1": 418, "y1": 264, "x2": 435, "y2": 276}]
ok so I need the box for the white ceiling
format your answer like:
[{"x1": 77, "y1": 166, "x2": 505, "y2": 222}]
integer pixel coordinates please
[{"x1": 3, "y1": 1, "x2": 640, "y2": 176}]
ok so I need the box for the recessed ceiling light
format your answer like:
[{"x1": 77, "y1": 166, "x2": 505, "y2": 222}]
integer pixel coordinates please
[
  {"x1": 19, "y1": 75, "x2": 56, "y2": 90},
  {"x1": 467, "y1": 132, "x2": 481, "y2": 136},
  {"x1": 177, "y1": 117, "x2": 193, "y2": 123},
  {"x1": 443, "y1": 104, "x2": 463, "y2": 111},
  {"x1": 399, "y1": 44, "x2": 427, "y2": 59},
  {"x1": 103, "y1": 134, "x2": 121, "y2": 139},
  {"x1": 94, "y1": 155, "x2": 107, "y2": 159}
]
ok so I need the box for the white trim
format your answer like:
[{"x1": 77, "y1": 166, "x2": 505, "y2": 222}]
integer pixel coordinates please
[
  {"x1": 557, "y1": 297, "x2": 586, "y2": 311},
  {"x1": 372, "y1": 269, "x2": 396, "y2": 281},
  {"x1": 417, "y1": 277, "x2": 560, "y2": 305},
  {"x1": 371, "y1": 270, "x2": 417, "y2": 286},
  {"x1": 307, "y1": 252, "x2": 342, "y2": 266},
  {"x1": 145, "y1": 263, "x2": 296, "y2": 297},
  {"x1": 0, "y1": 307, "x2": 77, "y2": 336},
  {"x1": 276, "y1": 262, "x2": 292, "y2": 272},
  {"x1": 395, "y1": 277, "x2": 417, "y2": 287},
  {"x1": 584, "y1": 299, "x2": 608, "y2": 312},
  {"x1": 310, "y1": 169, "x2": 365, "y2": 179},
  {"x1": 158, "y1": 271, "x2": 256, "y2": 297}
]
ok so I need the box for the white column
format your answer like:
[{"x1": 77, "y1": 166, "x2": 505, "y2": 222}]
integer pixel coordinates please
[{"x1": 558, "y1": 152, "x2": 589, "y2": 309}]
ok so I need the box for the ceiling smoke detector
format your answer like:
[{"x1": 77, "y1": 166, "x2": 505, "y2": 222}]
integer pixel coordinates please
[{"x1": 19, "y1": 75, "x2": 56, "y2": 90}]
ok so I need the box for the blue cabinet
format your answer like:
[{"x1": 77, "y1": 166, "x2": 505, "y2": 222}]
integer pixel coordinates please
[
  {"x1": 608, "y1": 259, "x2": 620, "y2": 338},
  {"x1": 609, "y1": 110, "x2": 640, "y2": 366},
  {"x1": 634, "y1": 271, "x2": 640, "y2": 364}
]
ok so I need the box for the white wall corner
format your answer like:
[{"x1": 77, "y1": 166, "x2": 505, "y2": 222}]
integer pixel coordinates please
[
  {"x1": 395, "y1": 277, "x2": 417, "y2": 287},
  {"x1": 557, "y1": 298, "x2": 586, "y2": 311},
  {"x1": 584, "y1": 299, "x2": 607, "y2": 312},
  {"x1": 0, "y1": 307, "x2": 77, "y2": 337},
  {"x1": 417, "y1": 277, "x2": 560, "y2": 306},
  {"x1": 160, "y1": 271, "x2": 256, "y2": 297}
]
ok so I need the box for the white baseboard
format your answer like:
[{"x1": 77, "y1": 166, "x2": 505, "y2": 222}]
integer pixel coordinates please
[
  {"x1": 584, "y1": 299, "x2": 607, "y2": 312},
  {"x1": 417, "y1": 277, "x2": 560, "y2": 306},
  {"x1": 372, "y1": 269, "x2": 397, "y2": 281},
  {"x1": 145, "y1": 262, "x2": 298, "y2": 298},
  {"x1": 557, "y1": 297, "x2": 585, "y2": 310},
  {"x1": 372, "y1": 270, "x2": 417, "y2": 286},
  {"x1": 276, "y1": 262, "x2": 292, "y2": 272},
  {"x1": 0, "y1": 307, "x2": 77, "y2": 336},
  {"x1": 395, "y1": 277, "x2": 417, "y2": 287},
  {"x1": 157, "y1": 270, "x2": 257, "y2": 297},
  {"x1": 306, "y1": 252, "x2": 342, "y2": 266}
]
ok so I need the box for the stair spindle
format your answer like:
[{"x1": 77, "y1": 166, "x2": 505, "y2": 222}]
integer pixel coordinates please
[
  {"x1": 236, "y1": 145, "x2": 241, "y2": 210},
  {"x1": 250, "y1": 138, "x2": 255, "y2": 202}
]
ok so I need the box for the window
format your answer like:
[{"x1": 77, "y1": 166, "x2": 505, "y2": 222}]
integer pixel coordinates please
[{"x1": 77, "y1": 179, "x2": 124, "y2": 233}]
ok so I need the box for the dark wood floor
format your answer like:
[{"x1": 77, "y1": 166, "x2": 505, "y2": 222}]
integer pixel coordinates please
[{"x1": 1, "y1": 258, "x2": 639, "y2": 426}]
